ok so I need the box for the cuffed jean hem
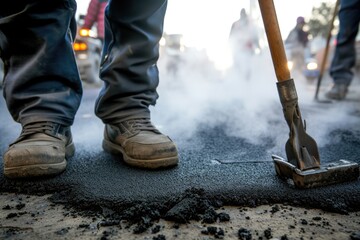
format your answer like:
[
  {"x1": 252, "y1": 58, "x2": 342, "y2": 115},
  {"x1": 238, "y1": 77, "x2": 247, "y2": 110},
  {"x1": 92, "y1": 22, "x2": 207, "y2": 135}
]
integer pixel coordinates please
[
  {"x1": 332, "y1": 78, "x2": 352, "y2": 86},
  {"x1": 100, "y1": 109, "x2": 151, "y2": 125},
  {"x1": 19, "y1": 115, "x2": 74, "y2": 127}
]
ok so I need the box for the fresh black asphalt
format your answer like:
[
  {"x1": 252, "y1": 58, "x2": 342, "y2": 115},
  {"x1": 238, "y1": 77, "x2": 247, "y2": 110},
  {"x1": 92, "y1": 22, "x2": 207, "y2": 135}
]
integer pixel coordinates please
[{"x1": 1, "y1": 86, "x2": 359, "y2": 217}]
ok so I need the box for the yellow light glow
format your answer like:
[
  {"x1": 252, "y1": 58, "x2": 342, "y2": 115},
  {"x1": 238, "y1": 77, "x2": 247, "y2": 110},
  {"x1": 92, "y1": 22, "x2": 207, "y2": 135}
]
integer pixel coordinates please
[
  {"x1": 73, "y1": 42, "x2": 88, "y2": 51},
  {"x1": 287, "y1": 61, "x2": 294, "y2": 71},
  {"x1": 79, "y1": 29, "x2": 91, "y2": 37}
]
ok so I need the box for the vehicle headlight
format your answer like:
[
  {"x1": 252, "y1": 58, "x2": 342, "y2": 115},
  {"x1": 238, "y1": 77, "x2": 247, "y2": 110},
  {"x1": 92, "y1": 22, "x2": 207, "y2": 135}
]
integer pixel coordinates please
[
  {"x1": 79, "y1": 29, "x2": 91, "y2": 37},
  {"x1": 287, "y1": 61, "x2": 294, "y2": 71},
  {"x1": 307, "y1": 62, "x2": 318, "y2": 70},
  {"x1": 73, "y1": 42, "x2": 88, "y2": 51},
  {"x1": 79, "y1": 28, "x2": 96, "y2": 38}
]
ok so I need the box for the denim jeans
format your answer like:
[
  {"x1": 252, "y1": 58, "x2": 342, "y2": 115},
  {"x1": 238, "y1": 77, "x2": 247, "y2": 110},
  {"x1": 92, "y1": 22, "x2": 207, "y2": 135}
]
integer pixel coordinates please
[
  {"x1": 95, "y1": 0, "x2": 167, "y2": 124},
  {"x1": 330, "y1": 0, "x2": 360, "y2": 85},
  {"x1": 0, "y1": 0, "x2": 166, "y2": 126},
  {"x1": 0, "y1": 0, "x2": 82, "y2": 126}
]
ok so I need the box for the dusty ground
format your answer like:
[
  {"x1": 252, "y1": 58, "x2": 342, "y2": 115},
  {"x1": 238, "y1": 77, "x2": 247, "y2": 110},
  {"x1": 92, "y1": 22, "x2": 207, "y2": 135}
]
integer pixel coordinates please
[{"x1": 1, "y1": 192, "x2": 359, "y2": 240}]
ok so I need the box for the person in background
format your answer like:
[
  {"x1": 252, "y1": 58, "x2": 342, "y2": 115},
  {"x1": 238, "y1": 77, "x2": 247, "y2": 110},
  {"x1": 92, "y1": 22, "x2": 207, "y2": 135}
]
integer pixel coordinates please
[
  {"x1": 0, "y1": 0, "x2": 179, "y2": 179},
  {"x1": 82, "y1": 0, "x2": 108, "y2": 42},
  {"x1": 325, "y1": 0, "x2": 360, "y2": 100},
  {"x1": 285, "y1": 16, "x2": 309, "y2": 71},
  {"x1": 228, "y1": 8, "x2": 260, "y2": 78},
  {"x1": 229, "y1": 8, "x2": 260, "y2": 56}
]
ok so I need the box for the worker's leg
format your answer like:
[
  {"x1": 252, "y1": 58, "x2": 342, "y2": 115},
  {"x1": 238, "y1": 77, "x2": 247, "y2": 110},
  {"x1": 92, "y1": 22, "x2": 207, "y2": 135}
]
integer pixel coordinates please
[
  {"x1": 95, "y1": 0, "x2": 178, "y2": 169},
  {"x1": 327, "y1": 0, "x2": 360, "y2": 100},
  {"x1": 0, "y1": 0, "x2": 82, "y2": 178}
]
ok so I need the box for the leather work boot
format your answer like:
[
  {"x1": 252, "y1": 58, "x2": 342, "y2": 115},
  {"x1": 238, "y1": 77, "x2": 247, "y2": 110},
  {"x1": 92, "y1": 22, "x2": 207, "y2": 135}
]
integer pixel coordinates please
[
  {"x1": 103, "y1": 119, "x2": 179, "y2": 169},
  {"x1": 3, "y1": 122, "x2": 75, "y2": 178},
  {"x1": 325, "y1": 84, "x2": 348, "y2": 100}
]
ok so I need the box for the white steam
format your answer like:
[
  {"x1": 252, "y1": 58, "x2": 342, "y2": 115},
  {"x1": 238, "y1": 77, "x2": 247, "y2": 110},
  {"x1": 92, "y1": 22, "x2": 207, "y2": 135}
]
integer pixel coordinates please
[{"x1": 152, "y1": 46, "x2": 360, "y2": 153}]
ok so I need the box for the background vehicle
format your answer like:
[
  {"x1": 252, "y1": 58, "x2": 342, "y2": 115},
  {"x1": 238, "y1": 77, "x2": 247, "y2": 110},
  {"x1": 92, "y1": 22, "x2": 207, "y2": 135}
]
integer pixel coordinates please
[
  {"x1": 302, "y1": 57, "x2": 320, "y2": 81},
  {"x1": 300, "y1": 25, "x2": 360, "y2": 82},
  {"x1": 285, "y1": 42, "x2": 310, "y2": 77},
  {"x1": 74, "y1": 15, "x2": 103, "y2": 86}
]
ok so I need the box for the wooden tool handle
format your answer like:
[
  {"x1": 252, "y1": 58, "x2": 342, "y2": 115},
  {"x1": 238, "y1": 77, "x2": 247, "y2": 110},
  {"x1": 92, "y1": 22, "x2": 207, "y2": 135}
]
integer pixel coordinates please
[{"x1": 258, "y1": 0, "x2": 291, "y2": 81}]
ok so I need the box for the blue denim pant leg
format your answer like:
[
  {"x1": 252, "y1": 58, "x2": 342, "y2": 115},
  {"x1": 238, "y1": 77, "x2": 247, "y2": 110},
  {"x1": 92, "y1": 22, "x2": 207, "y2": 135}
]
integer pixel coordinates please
[
  {"x1": 330, "y1": 0, "x2": 360, "y2": 85},
  {"x1": 0, "y1": 0, "x2": 82, "y2": 126},
  {"x1": 95, "y1": 0, "x2": 167, "y2": 124}
]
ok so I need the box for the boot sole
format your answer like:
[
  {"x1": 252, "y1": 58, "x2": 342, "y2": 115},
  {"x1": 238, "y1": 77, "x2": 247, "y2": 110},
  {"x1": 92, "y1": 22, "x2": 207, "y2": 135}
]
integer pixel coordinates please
[
  {"x1": 102, "y1": 139, "x2": 178, "y2": 169},
  {"x1": 4, "y1": 143, "x2": 75, "y2": 179},
  {"x1": 4, "y1": 161, "x2": 67, "y2": 178}
]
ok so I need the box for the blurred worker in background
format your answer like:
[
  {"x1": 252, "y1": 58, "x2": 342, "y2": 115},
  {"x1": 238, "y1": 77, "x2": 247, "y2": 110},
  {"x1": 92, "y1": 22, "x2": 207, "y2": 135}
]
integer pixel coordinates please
[
  {"x1": 0, "y1": 0, "x2": 179, "y2": 179},
  {"x1": 285, "y1": 16, "x2": 309, "y2": 72},
  {"x1": 229, "y1": 8, "x2": 260, "y2": 56},
  {"x1": 325, "y1": 0, "x2": 360, "y2": 100},
  {"x1": 82, "y1": 0, "x2": 108, "y2": 42},
  {"x1": 229, "y1": 8, "x2": 260, "y2": 78}
]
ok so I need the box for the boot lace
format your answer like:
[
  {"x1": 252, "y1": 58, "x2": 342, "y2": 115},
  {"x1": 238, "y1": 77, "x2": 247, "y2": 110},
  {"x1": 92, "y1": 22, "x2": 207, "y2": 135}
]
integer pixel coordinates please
[
  {"x1": 127, "y1": 119, "x2": 160, "y2": 133},
  {"x1": 13, "y1": 122, "x2": 60, "y2": 144}
]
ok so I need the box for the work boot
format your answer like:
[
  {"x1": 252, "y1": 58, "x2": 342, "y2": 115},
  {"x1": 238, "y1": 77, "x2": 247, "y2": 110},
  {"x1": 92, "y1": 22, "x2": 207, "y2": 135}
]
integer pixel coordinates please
[
  {"x1": 103, "y1": 118, "x2": 179, "y2": 169},
  {"x1": 3, "y1": 122, "x2": 75, "y2": 178},
  {"x1": 325, "y1": 84, "x2": 348, "y2": 100}
]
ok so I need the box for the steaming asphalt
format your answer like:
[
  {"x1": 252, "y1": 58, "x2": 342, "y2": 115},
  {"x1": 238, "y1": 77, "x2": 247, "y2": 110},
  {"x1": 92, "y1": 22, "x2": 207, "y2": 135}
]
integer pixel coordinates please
[{"x1": 1, "y1": 86, "x2": 360, "y2": 213}]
